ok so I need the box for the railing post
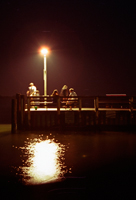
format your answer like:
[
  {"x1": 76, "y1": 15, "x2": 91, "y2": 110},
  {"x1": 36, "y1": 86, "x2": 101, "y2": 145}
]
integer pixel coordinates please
[
  {"x1": 129, "y1": 96, "x2": 133, "y2": 112},
  {"x1": 57, "y1": 96, "x2": 60, "y2": 126},
  {"x1": 79, "y1": 97, "x2": 82, "y2": 112},
  {"x1": 78, "y1": 97, "x2": 82, "y2": 125},
  {"x1": 94, "y1": 97, "x2": 99, "y2": 124},
  {"x1": 11, "y1": 98, "x2": 17, "y2": 133},
  {"x1": 129, "y1": 96, "x2": 133, "y2": 124},
  {"x1": 44, "y1": 95, "x2": 47, "y2": 108}
]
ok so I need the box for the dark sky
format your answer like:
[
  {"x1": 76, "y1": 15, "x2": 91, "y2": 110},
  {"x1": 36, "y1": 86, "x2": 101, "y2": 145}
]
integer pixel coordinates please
[{"x1": 0, "y1": 0, "x2": 136, "y2": 96}]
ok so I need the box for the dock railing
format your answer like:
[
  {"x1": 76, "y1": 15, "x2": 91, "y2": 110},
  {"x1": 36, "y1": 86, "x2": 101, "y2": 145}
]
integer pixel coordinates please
[
  {"x1": 24, "y1": 95, "x2": 136, "y2": 110},
  {"x1": 11, "y1": 94, "x2": 136, "y2": 132}
]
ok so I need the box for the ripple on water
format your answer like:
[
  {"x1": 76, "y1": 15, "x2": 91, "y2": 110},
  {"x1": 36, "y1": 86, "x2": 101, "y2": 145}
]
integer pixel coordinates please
[{"x1": 12, "y1": 134, "x2": 70, "y2": 185}]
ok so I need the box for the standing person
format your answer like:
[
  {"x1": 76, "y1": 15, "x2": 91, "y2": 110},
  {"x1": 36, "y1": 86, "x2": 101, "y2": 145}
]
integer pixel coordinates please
[
  {"x1": 66, "y1": 88, "x2": 78, "y2": 109},
  {"x1": 26, "y1": 82, "x2": 37, "y2": 108},
  {"x1": 60, "y1": 84, "x2": 69, "y2": 107},
  {"x1": 60, "y1": 85, "x2": 69, "y2": 101},
  {"x1": 26, "y1": 82, "x2": 37, "y2": 96}
]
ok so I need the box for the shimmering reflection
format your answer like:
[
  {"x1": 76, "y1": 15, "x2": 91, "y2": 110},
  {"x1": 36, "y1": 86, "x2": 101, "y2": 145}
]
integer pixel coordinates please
[{"x1": 15, "y1": 135, "x2": 68, "y2": 185}]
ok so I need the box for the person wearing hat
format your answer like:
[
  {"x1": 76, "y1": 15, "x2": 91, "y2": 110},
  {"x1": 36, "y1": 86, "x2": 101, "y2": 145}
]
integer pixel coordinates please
[
  {"x1": 27, "y1": 82, "x2": 37, "y2": 96},
  {"x1": 26, "y1": 82, "x2": 37, "y2": 108},
  {"x1": 66, "y1": 88, "x2": 77, "y2": 109}
]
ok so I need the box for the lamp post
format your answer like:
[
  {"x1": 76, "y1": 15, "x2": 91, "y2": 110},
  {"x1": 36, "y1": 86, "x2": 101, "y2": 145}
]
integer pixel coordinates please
[{"x1": 41, "y1": 48, "x2": 48, "y2": 96}]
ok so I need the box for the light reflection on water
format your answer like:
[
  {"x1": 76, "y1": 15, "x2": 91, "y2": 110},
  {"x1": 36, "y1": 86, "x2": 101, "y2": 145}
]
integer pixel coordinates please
[{"x1": 13, "y1": 134, "x2": 68, "y2": 185}]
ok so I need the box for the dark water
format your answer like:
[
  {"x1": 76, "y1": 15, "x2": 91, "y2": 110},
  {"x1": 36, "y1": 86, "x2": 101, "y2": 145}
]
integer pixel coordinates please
[{"x1": 1, "y1": 128, "x2": 136, "y2": 199}]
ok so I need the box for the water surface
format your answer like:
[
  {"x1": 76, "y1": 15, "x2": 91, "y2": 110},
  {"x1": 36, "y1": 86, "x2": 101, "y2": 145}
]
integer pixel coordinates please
[{"x1": 1, "y1": 128, "x2": 136, "y2": 199}]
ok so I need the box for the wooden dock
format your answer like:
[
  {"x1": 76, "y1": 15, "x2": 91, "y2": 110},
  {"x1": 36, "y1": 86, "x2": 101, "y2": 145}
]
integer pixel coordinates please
[{"x1": 11, "y1": 94, "x2": 136, "y2": 132}]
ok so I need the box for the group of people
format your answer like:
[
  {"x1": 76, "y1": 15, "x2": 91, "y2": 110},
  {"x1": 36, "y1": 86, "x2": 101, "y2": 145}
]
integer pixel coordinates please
[
  {"x1": 51, "y1": 84, "x2": 77, "y2": 108},
  {"x1": 26, "y1": 83, "x2": 77, "y2": 108}
]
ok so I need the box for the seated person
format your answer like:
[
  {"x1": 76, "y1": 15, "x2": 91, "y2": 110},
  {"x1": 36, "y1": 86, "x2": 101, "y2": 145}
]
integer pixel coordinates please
[
  {"x1": 66, "y1": 88, "x2": 78, "y2": 108},
  {"x1": 51, "y1": 89, "x2": 59, "y2": 103}
]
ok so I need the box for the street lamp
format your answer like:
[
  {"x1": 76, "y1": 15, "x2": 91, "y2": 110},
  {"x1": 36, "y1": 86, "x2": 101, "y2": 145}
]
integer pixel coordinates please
[{"x1": 41, "y1": 48, "x2": 48, "y2": 96}]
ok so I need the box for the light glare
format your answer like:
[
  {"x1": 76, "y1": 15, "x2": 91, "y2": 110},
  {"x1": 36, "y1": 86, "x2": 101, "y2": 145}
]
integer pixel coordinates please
[
  {"x1": 41, "y1": 48, "x2": 48, "y2": 55},
  {"x1": 14, "y1": 136, "x2": 68, "y2": 185}
]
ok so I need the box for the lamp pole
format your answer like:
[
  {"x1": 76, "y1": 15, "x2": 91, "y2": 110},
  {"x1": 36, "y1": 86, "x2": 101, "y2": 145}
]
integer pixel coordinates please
[
  {"x1": 43, "y1": 54, "x2": 47, "y2": 96},
  {"x1": 41, "y1": 48, "x2": 48, "y2": 96}
]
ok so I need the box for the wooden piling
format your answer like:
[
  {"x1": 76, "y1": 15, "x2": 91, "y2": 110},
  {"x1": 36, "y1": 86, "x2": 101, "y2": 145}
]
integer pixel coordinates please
[
  {"x1": 27, "y1": 97, "x2": 31, "y2": 128},
  {"x1": 11, "y1": 98, "x2": 17, "y2": 133},
  {"x1": 21, "y1": 95, "x2": 25, "y2": 129},
  {"x1": 16, "y1": 93, "x2": 21, "y2": 130},
  {"x1": 94, "y1": 97, "x2": 99, "y2": 124}
]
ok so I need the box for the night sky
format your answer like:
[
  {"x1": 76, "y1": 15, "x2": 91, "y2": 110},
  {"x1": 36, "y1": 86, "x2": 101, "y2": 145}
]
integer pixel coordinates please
[{"x1": 0, "y1": 0, "x2": 136, "y2": 96}]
